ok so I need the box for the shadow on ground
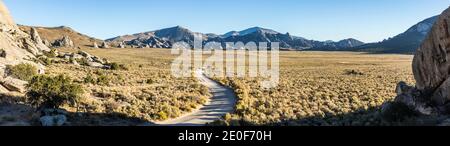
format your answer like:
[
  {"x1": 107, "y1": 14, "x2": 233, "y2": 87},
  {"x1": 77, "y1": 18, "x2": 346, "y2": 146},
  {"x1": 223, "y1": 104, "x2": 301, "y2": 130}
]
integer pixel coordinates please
[
  {"x1": 0, "y1": 93, "x2": 155, "y2": 126},
  {"x1": 216, "y1": 103, "x2": 448, "y2": 126},
  {"x1": 265, "y1": 105, "x2": 447, "y2": 126}
]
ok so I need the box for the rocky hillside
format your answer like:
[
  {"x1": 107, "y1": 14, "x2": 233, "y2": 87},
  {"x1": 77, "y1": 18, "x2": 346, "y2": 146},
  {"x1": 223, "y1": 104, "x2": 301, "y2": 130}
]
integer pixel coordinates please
[
  {"x1": 0, "y1": 0, "x2": 49, "y2": 94},
  {"x1": 353, "y1": 16, "x2": 438, "y2": 54},
  {"x1": 19, "y1": 25, "x2": 103, "y2": 48},
  {"x1": 107, "y1": 26, "x2": 365, "y2": 50}
]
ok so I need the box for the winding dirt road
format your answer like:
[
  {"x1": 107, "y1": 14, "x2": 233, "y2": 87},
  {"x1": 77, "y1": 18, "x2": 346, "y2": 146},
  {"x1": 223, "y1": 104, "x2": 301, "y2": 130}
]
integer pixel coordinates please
[{"x1": 155, "y1": 70, "x2": 237, "y2": 126}]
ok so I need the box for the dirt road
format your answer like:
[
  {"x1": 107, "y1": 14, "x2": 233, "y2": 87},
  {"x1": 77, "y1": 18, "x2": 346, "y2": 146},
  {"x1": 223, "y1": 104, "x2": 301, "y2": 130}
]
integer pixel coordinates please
[{"x1": 155, "y1": 70, "x2": 236, "y2": 126}]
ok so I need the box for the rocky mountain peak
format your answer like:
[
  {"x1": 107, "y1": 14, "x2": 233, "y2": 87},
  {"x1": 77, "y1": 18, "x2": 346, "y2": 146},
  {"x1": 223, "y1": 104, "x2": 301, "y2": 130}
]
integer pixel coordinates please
[{"x1": 222, "y1": 27, "x2": 280, "y2": 38}]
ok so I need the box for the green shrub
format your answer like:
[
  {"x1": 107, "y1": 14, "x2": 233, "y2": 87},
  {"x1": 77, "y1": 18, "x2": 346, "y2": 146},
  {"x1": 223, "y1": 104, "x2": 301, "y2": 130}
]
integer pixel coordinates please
[
  {"x1": 38, "y1": 56, "x2": 52, "y2": 65},
  {"x1": 26, "y1": 75, "x2": 84, "y2": 109},
  {"x1": 83, "y1": 73, "x2": 96, "y2": 84},
  {"x1": 146, "y1": 78, "x2": 155, "y2": 84},
  {"x1": 120, "y1": 64, "x2": 129, "y2": 70},
  {"x1": 6, "y1": 63, "x2": 38, "y2": 81},
  {"x1": 97, "y1": 74, "x2": 111, "y2": 86},
  {"x1": 43, "y1": 49, "x2": 57, "y2": 58},
  {"x1": 75, "y1": 58, "x2": 89, "y2": 66},
  {"x1": 157, "y1": 111, "x2": 168, "y2": 120},
  {"x1": 108, "y1": 62, "x2": 128, "y2": 70},
  {"x1": 108, "y1": 62, "x2": 120, "y2": 70},
  {"x1": 345, "y1": 69, "x2": 364, "y2": 76}
]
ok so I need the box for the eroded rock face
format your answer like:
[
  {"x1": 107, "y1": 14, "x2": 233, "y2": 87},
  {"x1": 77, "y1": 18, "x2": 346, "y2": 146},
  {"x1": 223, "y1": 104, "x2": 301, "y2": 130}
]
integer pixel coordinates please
[
  {"x1": 0, "y1": 1, "x2": 48, "y2": 93},
  {"x1": 118, "y1": 42, "x2": 125, "y2": 48},
  {"x1": 53, "y1": 35, "x2": 74, "y2": 48},
  {"x1": 58, "y1": 51, "x2": 109, "y2": 68},
  {"x1": 93, "y1": 42, "x2": 99, "y2": 48},
  {"x1": 30, "y1": 27, "x2": 42, "y2": 43},
  {"x1": 43, "y1": 39, "x2": 51, "y2": 47},
  {"x1": 0, "y1": 85, "x2": 8, "y2": 94},
  {"x1": 0, "y1": 77, "x2": 27, "y2": 93},
  {"x1": 412, "y1": 7, "x2": 450, "y2": 105},
  {"x1": 100, "y1": 42, "x2": 109, "y2": 48}
]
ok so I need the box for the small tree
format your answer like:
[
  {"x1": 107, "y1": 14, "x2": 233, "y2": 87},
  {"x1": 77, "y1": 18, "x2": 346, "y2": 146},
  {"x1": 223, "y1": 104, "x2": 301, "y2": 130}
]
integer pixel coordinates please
[{"x1": 26, "y1": 75, "x2": 84, "y2": 109}]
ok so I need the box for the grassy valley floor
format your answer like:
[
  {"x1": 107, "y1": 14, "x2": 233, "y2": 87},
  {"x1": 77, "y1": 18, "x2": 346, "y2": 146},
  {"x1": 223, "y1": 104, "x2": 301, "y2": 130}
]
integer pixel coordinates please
[{"x1": 4, "y1": 48, "x2": 417, "y2": 126}]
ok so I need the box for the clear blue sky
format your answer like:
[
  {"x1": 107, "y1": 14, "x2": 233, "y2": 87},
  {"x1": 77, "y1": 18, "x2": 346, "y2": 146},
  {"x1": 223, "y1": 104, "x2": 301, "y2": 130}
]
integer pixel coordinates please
[{"x1": 4, "y1": 0, "x2": 449, "y2": 42}]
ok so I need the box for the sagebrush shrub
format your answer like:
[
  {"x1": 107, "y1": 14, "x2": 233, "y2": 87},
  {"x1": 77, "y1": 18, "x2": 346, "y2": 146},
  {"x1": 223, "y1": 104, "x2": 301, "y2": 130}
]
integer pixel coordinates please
[
  {"x1": 83, "y1": 73, "x2": 96, "y2": 84},
  {"x1": 43, "y1": 49, "x2": 58, "y2": 58},
  {"x1": 108, "y1": 62, "x2": 128, "y2": 70},
  {"x1": 97, "y1": 74, "x2": 111, "y2": 86},
  {"x1": 26, "y1": 75, "x2": 84, "y2": 109},
  {"x1": 6, "y1": 63, "x2": 38, "y2": 81}
]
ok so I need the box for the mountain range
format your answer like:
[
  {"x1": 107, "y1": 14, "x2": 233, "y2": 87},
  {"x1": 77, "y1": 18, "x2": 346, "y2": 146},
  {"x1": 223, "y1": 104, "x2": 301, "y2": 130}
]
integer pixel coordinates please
[
  {"x1": 19, "y1": 14, "x2": 438, "y2": 53},
  {"x1": 106, "y1": 26, "x2": 365, "y2": 50}
]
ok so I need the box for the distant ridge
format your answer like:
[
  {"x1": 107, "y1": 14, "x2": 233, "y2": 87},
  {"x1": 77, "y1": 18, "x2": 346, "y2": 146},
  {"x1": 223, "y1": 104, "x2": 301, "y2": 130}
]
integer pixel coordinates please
[
  {"x1": 19, "y1": 25, "x2": 103, "y2": 47},
  {"x1": 352, "y1": 15, "x2": 438, "y2": 54},
  {"x1": 107, "y1": 26, "x2": 365, "y2": 50}
]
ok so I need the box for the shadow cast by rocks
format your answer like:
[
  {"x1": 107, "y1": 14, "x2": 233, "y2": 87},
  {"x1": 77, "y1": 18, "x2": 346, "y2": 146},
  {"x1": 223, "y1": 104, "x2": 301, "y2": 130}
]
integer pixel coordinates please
[
  {"x1": 215, "y1": 103, "x2": 449, "y2": 126},
  {"x1": 265, "y1": 105, "x2": 448, "y2": 126},
  {"x1": 65, "y1": 112, "x2": 154, "y2": 126},
  {"x1": 0, "y1": 93, "x2": 155, "y2": 126}
]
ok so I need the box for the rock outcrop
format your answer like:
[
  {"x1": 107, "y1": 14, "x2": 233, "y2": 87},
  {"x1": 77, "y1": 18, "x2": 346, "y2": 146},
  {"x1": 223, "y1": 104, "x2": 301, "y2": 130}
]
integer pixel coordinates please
[
  {"x1": 0, "y1": 0, "x2": 49, "y2": 94},
  {"x1": 413, "y1": 9, "x2": 450, "y2": 98},
  {"x1": 57, "y1": 51, "x2": 110, "y2": 68},
  {"x1": 42, "y1": 39, "x2": 51, "y2": 47},
  {"x1": 39, "y1": 109, "x2": 68, "y2": 126},
  {"x1": 0, "y1": 77, "x2": 27, "y2": 93},
  {"x1": 52, "y1": 35, "x2": 74, "y2": 48},
  {"x1": 118, "y1": 42, "x2": 125, "y2": 48},
  {"x1": 29, "y1": 27, "x2": 51, "y2": 53},
  {"x1": 412, "y1": 7, "x2": 450, "y2": 106},
  {"x1": 100, "y1": 41, "x2": 109, "y2": 48},
  {"x1": 385, "y1": 7, "x2": 450, "y2": 116},
  {"x1": 30, "y1": 27, "x2": 42, "y2": 44},
  {"x1": 93, "y1": 42, "x2": 99, "y2": 48}
]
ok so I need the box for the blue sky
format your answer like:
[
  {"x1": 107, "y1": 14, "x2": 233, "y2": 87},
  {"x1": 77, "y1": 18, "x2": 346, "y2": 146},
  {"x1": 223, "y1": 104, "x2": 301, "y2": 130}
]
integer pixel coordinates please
[{"x1": 3, "y1": 0, "x2": 449, "y2": 42}]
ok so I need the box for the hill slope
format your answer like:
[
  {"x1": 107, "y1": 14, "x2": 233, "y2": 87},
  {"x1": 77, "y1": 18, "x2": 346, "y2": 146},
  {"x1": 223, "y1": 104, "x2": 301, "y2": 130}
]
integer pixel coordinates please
[
  {"x1": 353, "y1": 16, "x2": 438, "y2": 54},
  {"x1": 19, "y1": 25, "x2": 103, "y2": 47}
]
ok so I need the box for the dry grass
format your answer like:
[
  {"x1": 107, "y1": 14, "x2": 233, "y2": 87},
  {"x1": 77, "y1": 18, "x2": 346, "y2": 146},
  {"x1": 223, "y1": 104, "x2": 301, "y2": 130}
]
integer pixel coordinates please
[
  {"x1": 47, "y1": 48, "x2": 415, "y2": 125},
  {"x1": 212, "y1": 51, "x2": 415, "y2": 126},
  {"x1": 46, "y1": 48, "x2": 210, "y2": 122}
]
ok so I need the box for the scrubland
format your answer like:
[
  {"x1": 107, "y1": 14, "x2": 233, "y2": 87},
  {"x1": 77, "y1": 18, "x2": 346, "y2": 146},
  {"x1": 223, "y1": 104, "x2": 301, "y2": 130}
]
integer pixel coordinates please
[
  {"x1": 211, "y1": 51, "x2": 415, "y2": 126},
  {"x1": 46, "y1": 48, "x2": 210, "y2": 124},
  {"x1": 24, "y1": 48, "x2": 416, "y2": 126}
]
